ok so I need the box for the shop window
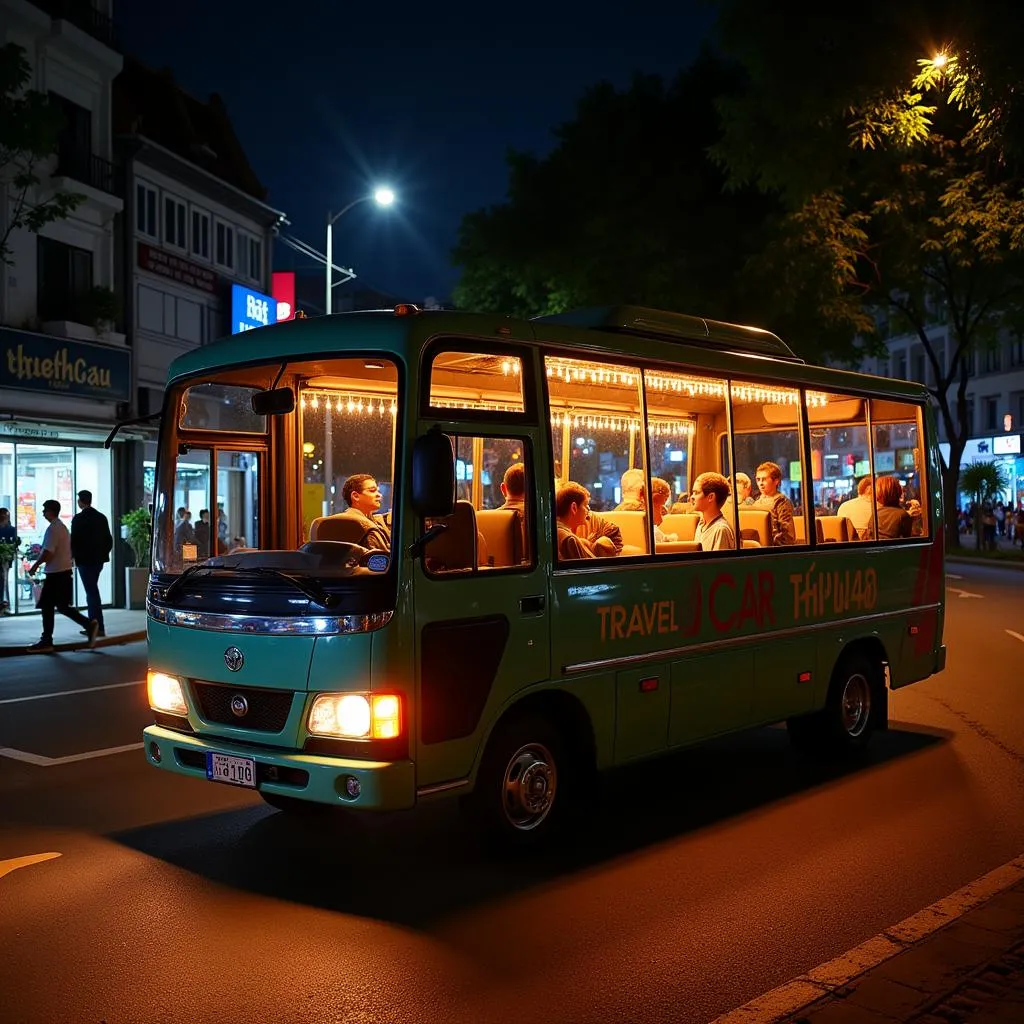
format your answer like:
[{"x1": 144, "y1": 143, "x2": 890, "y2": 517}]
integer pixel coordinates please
[{"x1": 546, "y1": 354, "x2": 647, "y2": 560}]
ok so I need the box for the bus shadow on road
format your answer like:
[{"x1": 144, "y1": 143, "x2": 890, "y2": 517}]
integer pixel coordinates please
[{"x1": 113, "y1": 720, "x2": 948, "y2": 927}]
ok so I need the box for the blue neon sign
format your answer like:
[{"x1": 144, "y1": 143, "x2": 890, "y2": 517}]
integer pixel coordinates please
[{"x1": 231, "y1": 284, "x2": 275, "y2": 334}]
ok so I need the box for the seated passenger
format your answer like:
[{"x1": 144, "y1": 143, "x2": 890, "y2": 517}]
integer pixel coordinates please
[
  {"x1": 875, "y1": 476, "x2": 913, "y2": 539},
  {"x1": 615, "y1": 468, "x2": 646, "y2": 512},
  {"x1": 753, "y1": 461, "x2": 796, "y2": 545},
  {"x1": 338, "y1": 473, "x2": 391, "y2": 550},
  {"x1": 581, "y1": 507, "x2": 623, "y2": 555},
  {"x1": 651, "y1": 477, "x2": 678, "y2": 542},
  {"x1": 837, "y1": 476, "x2": 875, "y2": 540},
  {"x1": 735, "y1": 472, "x2": 756, "y2": 506},
  {"x1": 692, "y1": 472, "x2": 736, "y2": 551},
  {"x1": 498, "y1": 462, "x2": 526, "y2": 514},
  {"x1": 555, "y1": 482, "x2": 597, "y2": 560}
]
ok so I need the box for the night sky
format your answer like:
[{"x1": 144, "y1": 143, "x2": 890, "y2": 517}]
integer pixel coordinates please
[{"x1": 120, "y1": 2, "x2": 713, "y2": 304}]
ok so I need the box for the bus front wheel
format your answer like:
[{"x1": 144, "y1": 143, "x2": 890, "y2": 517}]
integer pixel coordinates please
[
  {"x1": 787, "y1": 652, "x2": 881, "y2": 757},
  {"x1": 468, "y1": 715, "x2": 566, "y2": 845}
]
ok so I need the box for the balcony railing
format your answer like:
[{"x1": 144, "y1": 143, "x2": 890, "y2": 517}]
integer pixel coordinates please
[
  {"x1": 33, "y1": 0, "x2": 119, "y2": 50},
  {"x1": 54, "y1": 151, "x2": 124, "y2": 198}
]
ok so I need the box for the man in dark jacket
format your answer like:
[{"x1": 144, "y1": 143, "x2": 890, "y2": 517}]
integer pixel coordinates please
[{"x1": 71, "y1": 489, "x2": 113, "y2": 637}]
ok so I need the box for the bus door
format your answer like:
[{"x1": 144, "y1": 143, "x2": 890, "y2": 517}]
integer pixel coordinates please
[{"x1": 412, "y1": 428, "x2": 550, "y2": 790}]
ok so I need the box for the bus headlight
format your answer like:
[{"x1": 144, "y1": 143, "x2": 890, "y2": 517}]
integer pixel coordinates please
[
  {"x1": 308, "y1": 693, "x2": 402, "y2": 739},
  {"x1": 147, "y1": 671, "x2": 188, "y2": 715}
]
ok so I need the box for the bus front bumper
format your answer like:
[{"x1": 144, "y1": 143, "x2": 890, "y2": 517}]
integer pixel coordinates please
[{"x1": 143, "y1": 725, "x2": 416, "y2": 811}]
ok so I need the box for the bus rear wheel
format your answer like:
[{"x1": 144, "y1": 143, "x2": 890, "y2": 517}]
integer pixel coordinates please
[
  {"x1": 468, "y1": 715, "x2": 565, "y2": 846},
  {"x1": 787, "y1": 652, "x2": 881, "y2": 757}
]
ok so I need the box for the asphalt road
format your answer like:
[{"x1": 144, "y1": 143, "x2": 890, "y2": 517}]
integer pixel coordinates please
[{"x1": 1, "y1": 563, "x2": 1022, "y2": 1024}]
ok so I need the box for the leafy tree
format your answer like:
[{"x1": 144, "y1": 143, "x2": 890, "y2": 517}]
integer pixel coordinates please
[
  {"x1": 452, "y1": 49, "x2": 780, "y2": 324},
  {"x1": 959, "y1": 461, "x2": 1009, "y2": 550},
  {"x1": 711, "y1": 1, "x2": 1024, "y2": 549},
  {"x1": 0, "y1": 42, "x2": 84, "y2": 267}
]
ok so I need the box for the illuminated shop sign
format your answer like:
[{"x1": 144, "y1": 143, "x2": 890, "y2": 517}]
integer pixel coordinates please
[
  {"x1": 0, "y1": 327, "x2": 130, "y2": 402},
  {"x1": 272, "y1": 271, "x2": 296, "y2": 322},
  {"x1": 231, "y1": 284, "x2": 275, "y2": 334},
  {"x1": 993, "y1": 434, "x2": 1021, "y2": 455}
]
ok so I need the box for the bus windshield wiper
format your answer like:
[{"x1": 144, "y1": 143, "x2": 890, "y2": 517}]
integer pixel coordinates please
[
  {"x1": 225, "y1": 566, "x2": 339, "y2": 609},
  {"x1": 162, "y1": 564, "x2": 214, "y2": 602}
]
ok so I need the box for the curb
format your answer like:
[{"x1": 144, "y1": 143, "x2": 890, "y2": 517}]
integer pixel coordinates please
[
  {"x1": 712, "y1": 854, "x2": 1024, "y2": 1024},
  {"x1": 0, "y1": 630, "x2": 147, "y2": 658},
  {"x1": 946, "y1": 554, "x2": 1024, "y2": 572}
]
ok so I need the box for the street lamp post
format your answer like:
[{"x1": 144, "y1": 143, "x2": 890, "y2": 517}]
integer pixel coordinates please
[{"x1": 325, "y1": 187, "x2": 395, "y2": 315}]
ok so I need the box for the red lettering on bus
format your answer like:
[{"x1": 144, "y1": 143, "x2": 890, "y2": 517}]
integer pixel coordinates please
[{"x1": 709, "y1": 573, "x2": 736, "y2": 631}]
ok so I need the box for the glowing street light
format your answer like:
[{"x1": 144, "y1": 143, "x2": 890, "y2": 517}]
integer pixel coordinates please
[{"x1": 325, "y1": 187, "x2": 397, "y2": 314}]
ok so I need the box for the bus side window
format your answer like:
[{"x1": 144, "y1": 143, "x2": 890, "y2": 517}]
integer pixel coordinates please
[{"x1": 428, "y1": 435, "x2": 533, "y2": 574}]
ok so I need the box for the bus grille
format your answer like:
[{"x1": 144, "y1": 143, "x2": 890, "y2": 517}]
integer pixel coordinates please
[{"x1": 191, "y1": 681, "x2": 294, "y2": 733}]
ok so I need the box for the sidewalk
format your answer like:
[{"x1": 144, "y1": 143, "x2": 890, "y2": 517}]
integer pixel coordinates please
[
  {"x1": 716, "y1": 858, "x2": 1024, "y2": 1023},
  {"x1": 0, "y1": 607, "x2": 147, "y2": 657},
  {"x1": 792, "y1": 874, "x2": 1024, "y2": 1023}
]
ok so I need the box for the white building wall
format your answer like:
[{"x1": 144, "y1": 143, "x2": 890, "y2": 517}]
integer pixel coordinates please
[
  {"x1": 128, "y1": 156, "x2": 279, "y2": 396},
  {"x1": 0, "y1": 0, "x2": 123, "y2": 330}
]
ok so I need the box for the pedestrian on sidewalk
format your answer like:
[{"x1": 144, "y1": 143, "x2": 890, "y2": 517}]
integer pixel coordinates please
[
  {"x1": 0, "y1": 507, "x2": 19, "y2": 613},
  {"x1": 71, "y1": 489, "x2": 113, "y2": 638},
  {"x1": 26, "y1": 499, "x2": 97, "y2": 653}
]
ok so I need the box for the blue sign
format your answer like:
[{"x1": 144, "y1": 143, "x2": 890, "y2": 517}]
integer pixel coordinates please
[
  {"x1": 0, "y1": 327, "x2": 130, "y2": 402},
  {"x1": 231, "y1": 284, "x2": 274, "y2": 334}
]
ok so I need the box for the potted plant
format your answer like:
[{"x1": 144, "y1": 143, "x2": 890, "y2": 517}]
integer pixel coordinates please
[
  {"x1": 121, "y1": 506, "x2": 152, "y2": 609},
  {"x1": 76, "y1": 286, "x2": 121, "y2": 334}
]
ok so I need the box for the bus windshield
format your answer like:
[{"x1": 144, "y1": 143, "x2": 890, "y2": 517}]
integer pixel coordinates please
[{"x1": 152, "y1": 356, "x2": 400, "y2": 577}]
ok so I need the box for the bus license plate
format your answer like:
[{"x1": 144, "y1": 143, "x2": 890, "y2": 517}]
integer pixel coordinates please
[{"x1": 206, "y1": 752, "x2": 256, "y2": 788}]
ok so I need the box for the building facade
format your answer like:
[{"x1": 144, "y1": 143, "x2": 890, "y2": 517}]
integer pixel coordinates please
[
  {"x1": 0, "y1": 0, "x2": 128, "y2": 614},
  {"x1": 113, "y1": 57, "x2": 284, "y2": 559},
  {"x1": 857, "y1": 325, "x2": 1024, "y2": 508}
]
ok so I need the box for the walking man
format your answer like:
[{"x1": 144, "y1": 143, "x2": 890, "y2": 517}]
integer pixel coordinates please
[
  {"x1": 27, "y1": 499, "x2": 98, "y2": 653},
  {"x1": 71, "y1": 489, "x2": 113, "y2": 637}
]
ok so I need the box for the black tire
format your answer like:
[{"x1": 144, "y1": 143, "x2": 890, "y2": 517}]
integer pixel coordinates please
[
  {"x1": 787, "y1": 652, "x2": 881, "y2": 758},
  {"x1": 467, "y1": 714, "x2": 567, "y2": 846}
]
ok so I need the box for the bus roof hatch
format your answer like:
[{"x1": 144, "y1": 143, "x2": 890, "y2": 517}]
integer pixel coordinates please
[{"x1": 533, "y1": 306, "x2": 802, "y2": 362}]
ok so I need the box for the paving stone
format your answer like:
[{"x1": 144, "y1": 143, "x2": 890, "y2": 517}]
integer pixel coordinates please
[
  {"x1": 793, "y1": 998, "x2": 902, "y2": 1023},
  {"x1": 874, "y1": 935, "x2": 996, "y2": 993},
  {"x1": 843, "y1": 975, "x2": 933, "y2": 1018}
]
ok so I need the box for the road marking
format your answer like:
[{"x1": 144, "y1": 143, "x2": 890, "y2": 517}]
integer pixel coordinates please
[
  {"x1": 1007, "y1": 630, "x2": 1024, "y2": 644},
  {"x1": 0, "y1": 852, "x2": 61, "y2": 880},
  {"x1": 711, "y1": 853, "x2": 1024, "y2": 1024},
  {"x1": 947, "y1": 586, "x2": 984, "y2": 599},
  {"x1": 0, "y1": 680, "x2": 144, "y2": 705},
  {"x1": 0, "y1": 742, "x2": 144, "y2": 766}
]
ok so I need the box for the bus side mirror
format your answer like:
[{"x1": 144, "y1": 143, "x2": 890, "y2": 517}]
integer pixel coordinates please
[
  {"x1": 411, "y1": 427, "x2": 455, "y2": 518},
  {"x1": 251, "y1": 388, "x2": 295, "y2": 416}
]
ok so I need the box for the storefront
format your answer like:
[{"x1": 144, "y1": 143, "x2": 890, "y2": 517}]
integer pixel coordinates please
[
  {"x1": 0, "y1": 327, "x2": 132, "y2": 615},
  {"x1": 940, "y1": 434, "x2": 1024, "y2": 508}
]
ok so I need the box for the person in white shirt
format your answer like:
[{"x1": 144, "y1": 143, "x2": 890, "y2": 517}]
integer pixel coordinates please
[
  {"x1": 692, "y1": 472, "x2": 737, "y2": 551},
  {"x1": 27, "y1": 499, "x2": 97, "y2": 653},
  {"x1": 837, "y1": 476, "x2": 875, "y2": 540}
]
